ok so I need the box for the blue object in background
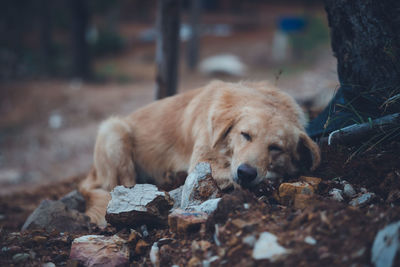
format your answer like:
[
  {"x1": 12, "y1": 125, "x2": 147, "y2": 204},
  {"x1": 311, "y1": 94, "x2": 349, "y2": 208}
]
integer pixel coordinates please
[{"x1": 278, "y1": 16, "x2": 306, "y2": 33}]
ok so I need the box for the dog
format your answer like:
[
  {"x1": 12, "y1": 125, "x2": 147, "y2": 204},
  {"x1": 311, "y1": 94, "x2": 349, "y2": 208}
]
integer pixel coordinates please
[{"x1": 79, "y1": 81, "x2": 320, "y2": 226}]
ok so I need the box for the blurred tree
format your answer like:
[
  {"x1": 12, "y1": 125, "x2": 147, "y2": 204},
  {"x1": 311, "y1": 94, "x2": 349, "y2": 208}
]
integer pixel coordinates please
[
  {"x1": 308, "y1": 0, "x2": 400, "y2": 137},
  {"x1": 155, "y1": 0, "x2": 182, "y2": 99},
  {"x1": 40, "y1": 0, "x2": 53, "y2": 74},
  {"x1": 186, "y1": 0, "x2": 202, "y2": 71},
  {"x1": 69, "y1": 0, "x2": 92, "y2": 80}
]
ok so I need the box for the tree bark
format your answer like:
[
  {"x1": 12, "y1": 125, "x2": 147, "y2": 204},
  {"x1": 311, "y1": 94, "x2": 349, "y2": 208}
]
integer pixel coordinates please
[
  {"x1": 324, "y1": 0, "x2": 400, "y2": 114},
  {"x1": 155, "y1": 0, "x2": 181, "y2": 99},
  {"x1": 69, "y1": 0, "x2": 92, "y2": 80}
]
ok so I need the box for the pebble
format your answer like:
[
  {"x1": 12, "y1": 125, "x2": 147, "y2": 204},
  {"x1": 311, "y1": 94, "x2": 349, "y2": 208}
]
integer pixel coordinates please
[
  {"x1": 42, "y1": 262, "x2": 56, "y2": 267},
  {"x1": 149, "y1": 242, "x2": 159, "y2": 267},
  {"x1": 350, "y1": 192, "x2": 376, "y2": 207},
  {"x1": 12, "y1": 253, "x2": 30, "y2": 263},
  {"x1": 343, "y1": 183, "x2": 356, "y2": 198},
  {"x1": 243, "y1": 235, "x2": 257, "y2": 247},
  {"x1": 304, "y1": 236, "x2": 317, "y2": 245},
  {"x1": 252, "y1": 232, "x2": 288, "y2": 261},
  {"x1": 329, "y1": 188, "x2": 344, "y2": 202},
  {"x1": 371, "y1": 220, "x2": 400, "y2": 267}
]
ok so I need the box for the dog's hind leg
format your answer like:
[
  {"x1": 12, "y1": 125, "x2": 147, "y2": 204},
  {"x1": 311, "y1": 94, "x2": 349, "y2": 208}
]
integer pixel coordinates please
[{"x1": 79, "y1": 117, "x2": 136, "y2": 226}]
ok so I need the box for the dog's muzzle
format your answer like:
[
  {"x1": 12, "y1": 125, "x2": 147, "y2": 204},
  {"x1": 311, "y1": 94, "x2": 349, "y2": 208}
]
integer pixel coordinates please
[{"x1": 237, "y1": 163, "x2": 257, "y2": 187}]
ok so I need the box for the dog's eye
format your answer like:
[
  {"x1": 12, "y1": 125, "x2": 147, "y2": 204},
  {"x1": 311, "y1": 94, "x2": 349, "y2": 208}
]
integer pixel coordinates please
[
  {"x1": 241, "y1": 132, "x2": 252, "y2": 141},
  {"x1": 269, "y1": 144, "x2": 283, "y2": 152}
]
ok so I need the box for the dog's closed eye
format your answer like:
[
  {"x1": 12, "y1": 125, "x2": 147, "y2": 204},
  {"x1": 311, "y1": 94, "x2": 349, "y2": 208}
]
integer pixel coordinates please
[{"x1": 241, "y1": 132, "x2": 252, "y2": 141}]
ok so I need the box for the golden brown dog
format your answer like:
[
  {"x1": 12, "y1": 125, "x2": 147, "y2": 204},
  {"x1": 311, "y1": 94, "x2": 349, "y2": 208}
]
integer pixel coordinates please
[{"x1": 80, "y1": 81, "x2": 320, "y2": 226}]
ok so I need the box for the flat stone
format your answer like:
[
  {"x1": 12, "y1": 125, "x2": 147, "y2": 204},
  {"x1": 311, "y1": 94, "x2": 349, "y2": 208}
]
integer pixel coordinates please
[
  {"x1": 106, "y1": 184, "x2": 173, "y2": 228},
  {"x1": 252, "y1": 232, "x2": 288, "y2": 261},
  {"x1": 70, "y1": 235, "x2": 129, "y2": 267},
  {"x1": 349, "y1": 192, "x2": 376, "y2": 207},
  {"x1": 299, "y1": 176, "x2": 322, "y2": 190},
  {"x1": 343, "y1": 183, "x2": 356, "y2": 198},
  {"x1": 60, "y1": 190, "x2": 86, "y2": 212},
  {"x1": 21, "y1": 200, "x2": 90, "y2": 232},
  {"x1": 168, "y1": 208, "x2": 208, "y2": 235},
  {"x1": 371, "y1": 221, "x2": 400, "y2": 267},
  {"x1": 187, "y1": 198, "x2": 221, "y2": 215},
  {"x1": 181, "y1": 163, "x2": 221, "y2": 209}
]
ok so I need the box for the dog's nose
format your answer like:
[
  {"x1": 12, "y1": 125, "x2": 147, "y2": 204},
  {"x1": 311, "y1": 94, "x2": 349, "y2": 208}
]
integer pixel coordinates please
[{"x1": 237, "y1": 164, "x2": 257, "y2": 185}]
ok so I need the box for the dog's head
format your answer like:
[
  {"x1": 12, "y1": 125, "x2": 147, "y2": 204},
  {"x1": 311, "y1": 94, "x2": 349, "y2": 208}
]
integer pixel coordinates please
[{"x1": 209, "y1": 88, "x2": 320, "y2": 188}]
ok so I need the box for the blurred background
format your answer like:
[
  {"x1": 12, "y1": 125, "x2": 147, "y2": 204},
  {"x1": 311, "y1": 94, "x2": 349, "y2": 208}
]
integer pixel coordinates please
[{"x1": 0, "y1": 0, "x2": 338, "y2": 194}]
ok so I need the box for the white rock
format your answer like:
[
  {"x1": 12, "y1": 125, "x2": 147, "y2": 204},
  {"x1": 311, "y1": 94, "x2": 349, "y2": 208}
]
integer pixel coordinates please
[
  {"x1": 199, "y1": 54, "x2": 247, "y2": 77},
  {"x1": 70, "y1": 235, "x2": 129, "y2": 267},
  {"x1": 42, "y1": 263, "x2": 56, "y2": 267},
  {"x1": 343, "y1": 183, "x2": 356, "y2": 198},
  {"x1": 243, "y1": 235, "x2": 257, "y2": 247},
  {"x1": 350, "y1": 192, "x2": 376, "y2": 207},
  {"x1": 188, "y1": 198, "x2": 221, "y2": 214},
  {"x1": 304, "y1": 236, "x2": 317, "y2": 245},
  {"x1": 372, "y1": 221, "x2": 400, "y2": 267},
  {"x1": 149, "y1": 242, "x2": 159, "y2": 267},
  {"x1": 169, "y1": 186, "x2": 183, "y2": 209},
  {"x1": 252, "y1": 232, "x2": 288, "y2": 261},
  {"x1": 329, "y1": 188, "x2": 344, "y2": 202}
]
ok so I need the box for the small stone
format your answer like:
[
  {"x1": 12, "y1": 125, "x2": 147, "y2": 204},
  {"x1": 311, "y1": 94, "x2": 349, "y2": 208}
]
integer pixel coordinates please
[
  {"x1": 371, "y1": 221, "x2": 400, "y2": 267},
  {"x1": 168, "y1": 209, "x2": 208, "y2": 235},
  {"x1": 12, "y1": 253, "x2": 30, "y2": 263},
  {"x1": 42, "y1": 262, "x2": 56, "y2": 267},
  {"x1": 278, "y1": 182, "x2": 315, "y2": 207},
  {"x1": 304, "y1": 236, "x2": 317, "y2": 245},
  {"x1": 60, "y1": 190, "x2": 86, "y2": 212},
  {"x1": 243, "y1": 235, "x2": 257, "y2": 247},
  {"x1": 252, "y1": 232, "x2": 288, "y2": 261},
  {"x1": 169, "y1": 186, "x2": 183, "y2": 209},
  {"x1": 33, "y1": 236, "x2": 47, "y2": 244},
  {"x1": 135, "y1": 240, "x2": 150, "y2": 255},
  {"x1": 21, "y1": 200, "x2": 90, "y2": 232},
  {"x1": 188, "y1": 256, "x2": 202, "y2": 267},
  {"x1": 181, "y1": 163, "x2": 221, "y2": 209},
  {"x1": 127, "y1": 229, "x2": 141, "y2": 243},
  {"x1": 150, "y1": 242, "x2": 159, "y2": 267},
  {"x1": 202, "y1": 255, "x2": 220, "y2": 267},
  {"x1": 343, "y1": 183, "x2": 356, "y2": 198},
  {"x1": 106, "y1": 184, "x2": 173, "y2": 228},
  {"x1": 70, "y1": 235, "x2": 129, "y2": 267},
  {"x1": 350, "y1": 192, "x2": 376, "y2": 207},
  {"x1": 329, "y1": 188, "x2": 344, "y2": 202},
  {"x1": 299, "y1": 176, "x2": 322, "y2": 190},
  {"x1": 187, "y1": 198, "x2": 221, "y2": 214}
]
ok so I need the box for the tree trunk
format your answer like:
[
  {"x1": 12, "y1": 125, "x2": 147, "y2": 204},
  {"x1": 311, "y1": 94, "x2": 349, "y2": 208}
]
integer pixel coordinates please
[
  {"x1": 40, "y1": 0, "x2": 52, "y2": 74},
  {"x1": 186, "y1": 0, "x2": 201, "y2": 71},
  {"x1": 155, "y1": 0, "x2": 181, "y2": 99},
  {"x1": 324, "y1": 0, "x2": 400, "y2": 114},
  {"x1": 69, "y1": 0, "x2": 92, "y2": 80}
]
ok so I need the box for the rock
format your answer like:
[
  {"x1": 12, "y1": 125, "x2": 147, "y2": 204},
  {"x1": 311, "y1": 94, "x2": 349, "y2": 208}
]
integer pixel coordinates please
[
  {"x1": 278, "y1": 182, "x2": 315, "y2": 208},
  {"x1": 106, "y1": 184, "x2": 173, "y2": 228},
  {"x1": 304, "y1": 236, "x2": 317, "y2": 245},
  {"x1": 252, "y1": 232, "x2": 289, "y2": 262},
  {"x1": 70, "y1": 235, "x2": 129, "y2": 267},
  {"x1": 199, "y1": 54, "x2": 247, "y2": 77},
  {"x1": 181, "y1": 163, "x2": 221, "y2": 209},
  {"x1": 371, "y1": 221, "x2": 400, "y2": 267},
  {"x1": 21, "y1": 200, "x2": 90, "y2": 232},
  {"x1": 243, "y1": 235, "x2": 257, "y2": 247},
  {"x1": 60, "y1": 190, "x2": 86, "y2": 212},
  {"x1": 329, "y1": 188, "x2": 344, "y2": 202},
  {"x1": 187, "y1": 256, "x2": 202, "y2": 267},
  {"x1": 202, "y1": 255, "x2": 220, "y2": 267},
  {"x1": 12, "y1": 253, "x2": 30, "y2": 263},
  {"x1": 150, "y1": 242, "x2": 159, "y2": 267},
  {"x1": 350, "y1": 192, "x2": 376, "y2": 207},
  {"x1": 42, "y1": 263, "x2": 56, "y2": 267},
  {"x1": 168, "y1": 208, "x2": 208, "y2": 235},
  {"x1": 343, "y1": 183, "x2": 356, "y2": 198},
  {"x1": 169, "y1": 186, "x2": 183, "y2": 209},
  {"x1": 299, "y1": 176, "x2": 322, "y2": 190},
  {"x1": 187, "y1": 198, "x2": 221, "y2": 214}
]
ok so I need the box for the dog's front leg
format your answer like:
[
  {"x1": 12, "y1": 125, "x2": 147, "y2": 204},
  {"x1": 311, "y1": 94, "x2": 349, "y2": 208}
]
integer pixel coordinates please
[{"x1": 190, "y1": 142, "x2": 235, "y2": 191}]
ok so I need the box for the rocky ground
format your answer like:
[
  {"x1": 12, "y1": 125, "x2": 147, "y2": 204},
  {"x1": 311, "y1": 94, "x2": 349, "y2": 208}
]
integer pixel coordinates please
[{"x1": 1, "y1": 139, "x2": 399, "y2": 266}]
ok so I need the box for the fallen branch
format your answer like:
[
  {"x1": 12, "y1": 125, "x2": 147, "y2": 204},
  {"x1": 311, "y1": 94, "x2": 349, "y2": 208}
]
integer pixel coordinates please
[{"x1": 319, "y1": 113, "x2": 400, "y2": 146}]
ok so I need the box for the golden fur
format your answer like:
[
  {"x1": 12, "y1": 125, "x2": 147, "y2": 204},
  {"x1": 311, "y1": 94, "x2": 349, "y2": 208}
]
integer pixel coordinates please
[{"x1": 80, "y1": 81, "x2": 320, "y2": 226}]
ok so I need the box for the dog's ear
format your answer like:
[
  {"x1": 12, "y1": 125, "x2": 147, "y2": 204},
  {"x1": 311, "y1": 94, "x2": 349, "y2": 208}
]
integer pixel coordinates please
[
  {"x1": 296, "y1": 132, "x2": 321, "y2": 171},
  {"x1": 210, "y1": 109, "x2": 235, "y2": 148}
]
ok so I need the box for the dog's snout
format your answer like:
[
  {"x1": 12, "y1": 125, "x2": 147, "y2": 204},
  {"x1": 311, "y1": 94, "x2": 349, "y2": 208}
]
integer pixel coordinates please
[{"x1": 237, "y1": 164, "x2": 257, "y2": 185}]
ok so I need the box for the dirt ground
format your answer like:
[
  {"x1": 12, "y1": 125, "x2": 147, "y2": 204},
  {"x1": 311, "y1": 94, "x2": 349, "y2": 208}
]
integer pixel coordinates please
[{"x1": 4, "y1": 9, "x2": 399, "y2": 267}]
